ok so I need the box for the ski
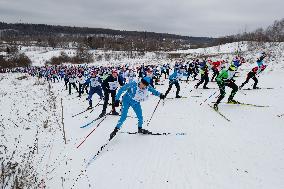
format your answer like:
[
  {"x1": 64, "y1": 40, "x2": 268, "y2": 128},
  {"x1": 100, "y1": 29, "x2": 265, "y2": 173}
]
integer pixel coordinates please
[
  {"x1": 207, "y1": 104, "x2": 231, "y2": 122},
  {"x1": 225, "y1": 102, "x2": 270, "y2": 108},
  {"x1": 196, "y1": 88, "x2": 218, "y2": 90},
  {"x1": 80, "y1": 113, "x2": 110, "y2": 128},
  {"x1": 166, "y1": 96, "x2": 187, "y2": 99},
  {"x1": 242, "y1": 87, "x2": 274, "y2": 90},
  {"x1": 212, "y1": 102, "x2": 270, "y2": 108},
  {"x1": 72, "y1": 108, "x2": 93, "y2": 118},
  {"x1": 119, "y1": 131, "x2": 186, "y2": 136}
]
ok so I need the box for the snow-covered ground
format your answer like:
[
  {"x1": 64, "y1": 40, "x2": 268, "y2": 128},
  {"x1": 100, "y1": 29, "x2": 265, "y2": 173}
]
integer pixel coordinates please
[
  {"x1": 19, "y1": 46, "x2": 167, "y2": 67},
  {"x1": 1, "y1": 42, "x2": 284, "y2": 189}
]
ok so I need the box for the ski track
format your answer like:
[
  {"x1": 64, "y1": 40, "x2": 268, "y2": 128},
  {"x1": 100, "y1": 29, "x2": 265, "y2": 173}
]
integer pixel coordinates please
[{"x1": 1, "y1": 55, "x2": 284, "y2": 188}]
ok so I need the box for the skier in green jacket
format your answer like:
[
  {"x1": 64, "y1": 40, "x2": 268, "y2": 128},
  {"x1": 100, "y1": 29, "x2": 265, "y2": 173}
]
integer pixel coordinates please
[{"x1": 213, "y1": 64, "x2": 239, "y2": 110}]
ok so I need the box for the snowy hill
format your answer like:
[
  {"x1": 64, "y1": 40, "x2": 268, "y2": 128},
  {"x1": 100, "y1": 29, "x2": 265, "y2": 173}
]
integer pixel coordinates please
[{"x1": 1, "y1": 42, "x2": 284, "y2": 189}]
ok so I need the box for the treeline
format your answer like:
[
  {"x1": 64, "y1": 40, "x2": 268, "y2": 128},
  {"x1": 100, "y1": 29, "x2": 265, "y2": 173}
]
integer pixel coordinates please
[
  {"x1": 0, "y1": 46, "x2": 31, "y2": 68},
  {"x1": 214, "y1": 18, "x2": 284, "y2": 45},
  {"x1": 0, "y1": 22, "x2": 214, "y2": 51},
  {"x1": 47, "y1": 46, "x2": 93, "y2": 65}
]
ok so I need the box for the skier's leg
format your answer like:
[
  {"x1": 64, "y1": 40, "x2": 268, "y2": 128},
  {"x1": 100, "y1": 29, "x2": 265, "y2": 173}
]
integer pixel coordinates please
[
  {"x1": 252, "y1": 75, "x2": 258, "y2": 89},
  {"x1": 175, "y1": 82, "x2": 180, "y2": 97},
  {"x1": 132, "y1": 103, "x2": 143, "y2": 129},
  {"x1": 87, "y1": 88, "x2": 95, "y2": 107},
  {"x1": 78, "y1": 84, "x2": 82, "y2": 97},
  {"x1": 240, "y1": 72, "x2": 252, "y2": 88},
  {"x1": 195, "y1": 75, "x2": 204, "y2": 88},
  {"x1": 164, "y1": 82, "x2": 173, "y2": 97},
  {"x1": 111, "y1": 91, "x2": 117, "y2": 113},
  {"x1": 69, "y1": 82, "x2": 71, "y2": 95},
  {"x1": 115, "y1": 100, "x2": 131, "y2": 129},
  {"x1": 216, "y1": 83, "x2": 226, "y2": 104},
  {"x1": 227, "y1": 82, "x2": 238, "y2": 101},
  {"x1": 96, "y1": 87, "x2": 104, "y2": 99},
  {"x1": 102, "y1": 90, "x2": 109, "y2": 114},
  {"x1": 203, "y1": 74, "x2": 209, "y2": 88}
]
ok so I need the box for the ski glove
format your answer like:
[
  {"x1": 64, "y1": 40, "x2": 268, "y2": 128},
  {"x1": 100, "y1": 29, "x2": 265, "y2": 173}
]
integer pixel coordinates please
[
  {"x1": 114, "y1": 100, "x2": 120, "y2": 107},
  {"x1": 160, "y1": 94, "x2": 165, "y2": 100}
]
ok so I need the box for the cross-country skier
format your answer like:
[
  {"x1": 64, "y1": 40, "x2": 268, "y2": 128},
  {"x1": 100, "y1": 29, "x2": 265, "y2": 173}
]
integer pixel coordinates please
[
  {"x1": 239, "y1": 52, "x2": 267, "y2": 89},
  {"x1": 99, "y1": 69, "x2": 124, "y2": 117},
  {"x1": 210, "y1": 60, "x2": 222, "y2": 82},
  {"x1": 77, "y1": 73, "x2": 88, "y2": 97},
  {"x1": 164, "y1": 66, "x2": 184, "y2": 98},
  {"x1": 195, "y1": 60, "x2": 209, "y2": 89},
  {"x1": 109, "y1": 77, "x2": 165, "y2": 140},
  {"x1": 86, "y1": 70, "x2": 103, "y2": 109},
  {"x1": 213, "y1": 64, "x2": 239, "y2": 110},
  {"x1": 68, "y1": 72, "x2": 79, "y2": 95}
]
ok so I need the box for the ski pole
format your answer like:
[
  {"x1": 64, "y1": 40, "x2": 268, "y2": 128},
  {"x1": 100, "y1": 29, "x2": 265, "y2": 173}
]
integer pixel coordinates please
[
  {"x1": 146, "y1": 99, "x2": 161, "y2": 127},
  {"x1": 199, "y1": 91, "x2": 217, "y2": 106},
  {"x1": 76, "y1": 114, "x2": 108, "y2": 148}
]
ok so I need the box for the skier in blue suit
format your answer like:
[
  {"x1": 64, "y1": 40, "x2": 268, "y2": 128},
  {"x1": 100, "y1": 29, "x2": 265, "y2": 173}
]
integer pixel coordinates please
[
  {"x1": 164, "y1": 67, "x2": 185, "y2": 98},
  {"x1": 85, "y1": 70, "x2": 104, "y2": 109},
  {"x1": 109, "y1": 77, "x2": 165, "y2": 140}
]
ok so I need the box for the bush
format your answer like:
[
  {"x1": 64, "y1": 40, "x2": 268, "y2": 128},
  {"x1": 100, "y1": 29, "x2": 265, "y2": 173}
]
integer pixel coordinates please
[{"x1": 0, "y1": 53, "x2": 31, "y2": 68}]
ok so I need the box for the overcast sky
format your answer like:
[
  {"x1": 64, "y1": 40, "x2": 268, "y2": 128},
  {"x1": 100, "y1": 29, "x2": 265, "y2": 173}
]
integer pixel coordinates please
[{"x1": 0, "y1": 0, "x2": 283, "y2": 37}]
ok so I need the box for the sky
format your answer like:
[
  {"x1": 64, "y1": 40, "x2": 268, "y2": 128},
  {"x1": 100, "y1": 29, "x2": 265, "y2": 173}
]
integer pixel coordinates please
[{"x1": 0, "y1": 0, "x2": 283, "y2": 37}]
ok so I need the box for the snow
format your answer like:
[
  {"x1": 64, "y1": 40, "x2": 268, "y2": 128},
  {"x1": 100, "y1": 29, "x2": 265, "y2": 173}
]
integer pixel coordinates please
[{"x1": 1, "y1": 42, "x2": 284, "y2": 189}]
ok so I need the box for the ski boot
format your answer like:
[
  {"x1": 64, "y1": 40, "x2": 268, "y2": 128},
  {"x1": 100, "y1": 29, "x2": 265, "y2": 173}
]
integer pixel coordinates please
[
  {"x1": 109, "y1": 127, "x2": 119, "y2": 141},
  {"x1": 176, "y1": 95, "x2": 182, "y2": 98},
  {"x1": 99, "y1": 111, "x2": 106, "y2": 118},
  {"x1": 227, "y1": 99, "x2": 240, "y2": 104},
  {"x1": 203, "y1": 86, "x2": 210, "y2": 89},
  {"x1": 138, "y1": 128, "x2": 152, "y2": 134},
  {"x1": 111, "y1": 110, "x2": 119, "y2": 115},
  {"x1": 87, "y1": 106, "x2": 93, "y2": 110},
  {"x1": 213, "y1": 103, "x2": 218, "y2": 111}
]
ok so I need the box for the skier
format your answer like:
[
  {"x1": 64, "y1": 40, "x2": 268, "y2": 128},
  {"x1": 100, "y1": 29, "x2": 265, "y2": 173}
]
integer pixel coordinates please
[
  {"x1": 211, "y1": 60, "x2": 221, "y2": 82},
  {"x1": 77, "y1": 73, "x2": 87, "y2": 97},
  {"x1": 164, "y1": 66, "x2": 184, "y2": 98},
  {"x1": 109, "y1": 77, "x2": 165, "y2": 140},
  {"x1": 186, "y1": 61, "x2": 198, "y2": 82},
  {"x1": 99, "y1": 69, "x2": 124, "y2": 117},
  {"x1": 68, "y1": 72, "x2": 79, "y2": 95},
  {"x1": 239, "y1": 53, "x2": 267, "y2": 89},
  {"x1": 213, "y1": 64, "x2": 239, "y2": 110},
  {"x1": 86, "y1": 70, "x2": 103, "y2": 109},
  {"x1": 195, "y1": 60, "x2": 209, "y2": 89}
]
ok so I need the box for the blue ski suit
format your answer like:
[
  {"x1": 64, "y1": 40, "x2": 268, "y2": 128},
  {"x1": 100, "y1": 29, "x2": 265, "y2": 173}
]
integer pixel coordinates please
[
  {"x1": 115, "y1": 81, "x2": 161, "y2": 129},
  {"x1": 85, "y1": 76, "x2": 103, "y2": 106}
]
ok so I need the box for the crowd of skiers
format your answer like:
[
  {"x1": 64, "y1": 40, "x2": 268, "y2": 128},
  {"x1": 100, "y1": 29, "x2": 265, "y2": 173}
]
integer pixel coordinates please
[{"x1": 5, "y1": 52, "x2": 268, "y2": 139}]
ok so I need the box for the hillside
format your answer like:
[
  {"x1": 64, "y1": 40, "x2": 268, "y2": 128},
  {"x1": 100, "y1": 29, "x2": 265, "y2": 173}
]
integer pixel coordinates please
[{"x1": 0, "y1": 42, "x2": 284, "y2": 189}]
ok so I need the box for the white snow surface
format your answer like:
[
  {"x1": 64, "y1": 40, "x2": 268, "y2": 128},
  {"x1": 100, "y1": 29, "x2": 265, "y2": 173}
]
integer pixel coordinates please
[{"x1": 1, "y1": 42, "x2": 284, "y2": 189}]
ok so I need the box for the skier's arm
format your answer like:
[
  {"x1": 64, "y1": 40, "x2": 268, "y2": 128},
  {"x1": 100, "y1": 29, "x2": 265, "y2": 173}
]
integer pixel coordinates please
[
  {"x1": 148, "y1": 86, "x2": 161, "y2": 97},
  {"x1": 115, "y1": 82, "x2": 133, "y2": 101}
]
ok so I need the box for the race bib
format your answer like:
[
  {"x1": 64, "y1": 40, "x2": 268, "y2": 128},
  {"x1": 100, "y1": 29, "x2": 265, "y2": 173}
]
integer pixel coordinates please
[
  {"x1": 109, "y1": 81, "x2": 119, "y2": 90},
  {"x1": 90, "y1": 78, "x2": 100, "y2": 87},
  {"x1": 133, "y1": 88, "x2": 149, "y2": 102}
]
